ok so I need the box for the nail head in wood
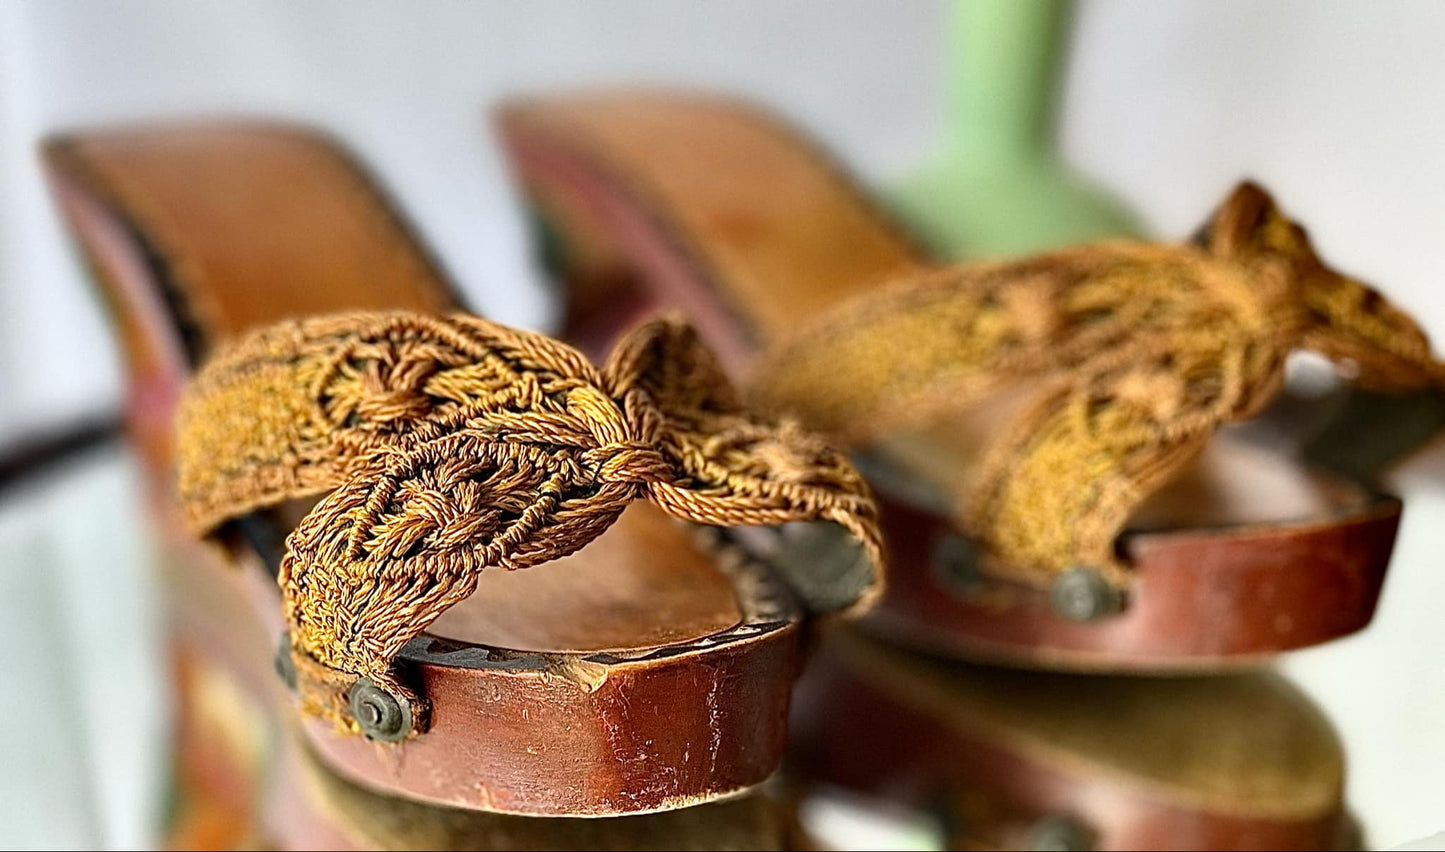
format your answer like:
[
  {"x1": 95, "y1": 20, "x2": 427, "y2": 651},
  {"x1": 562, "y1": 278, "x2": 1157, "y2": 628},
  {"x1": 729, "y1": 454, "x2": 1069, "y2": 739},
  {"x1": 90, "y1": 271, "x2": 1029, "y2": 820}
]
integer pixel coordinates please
[
  {"x1": 1049, "y1": 566, "x2": 1123, "y2": 622},
  {"x1": 349, "y1": 677, "x2": 412, "y2": 742}
]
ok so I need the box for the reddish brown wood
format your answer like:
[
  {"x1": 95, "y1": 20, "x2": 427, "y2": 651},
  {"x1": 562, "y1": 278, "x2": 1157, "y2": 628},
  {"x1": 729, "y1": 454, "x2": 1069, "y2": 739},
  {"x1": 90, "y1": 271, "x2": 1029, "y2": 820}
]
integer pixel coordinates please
[
  {"x1": 309, "y1": 628, "x2": 800, "y2": 816},
  {"x1": 164, "y1": 541, "x2": 809, "y2": 847},
  {"x1": 506, "y1": 136, "x2": 753, "y2": 368},
  {"x1": 865, "y1": 492, "x2": 1398, "y2": 671},
  {"x1": 162, "y1": 513, "x2": 806, "y2": 843},
  {"x1": 280, "y1": 718, "x2": 806, "y2": 851},
  {"x1": 790, "y1": 636, "x2": 1354, "y2": 851}
]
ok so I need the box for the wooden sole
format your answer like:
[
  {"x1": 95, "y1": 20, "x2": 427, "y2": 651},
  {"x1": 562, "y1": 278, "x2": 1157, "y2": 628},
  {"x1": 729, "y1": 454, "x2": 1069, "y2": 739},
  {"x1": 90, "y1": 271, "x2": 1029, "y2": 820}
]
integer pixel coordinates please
[
  {"x1": 287, "y1": 723, "x2": 802, "y2": 851},
  {"x1": 866, "y1": 486, "x2": 1397, "y2": 672},
  {"x1": 160, "y1": 525, "x2": 805, "y2": 849},
  {"x1": 42, "y1": 121, "x2": 824, "y2": 816},
  {"x1": 306, "y1": 550, "x2": 803, "y2": 816},
  {"x1": 497, "y1": 90, "x2": 1399, "y2": 671},
  {"x1": 790, "y1": 631, "x2": 1356, "y2": 851}
]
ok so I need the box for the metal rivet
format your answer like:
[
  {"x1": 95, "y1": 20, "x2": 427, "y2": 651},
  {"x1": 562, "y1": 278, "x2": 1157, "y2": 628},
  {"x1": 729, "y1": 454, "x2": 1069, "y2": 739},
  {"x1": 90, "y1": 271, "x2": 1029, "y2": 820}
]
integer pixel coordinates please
[
  {"x1": 1026, "y1": 814, "x2": 1095, "y2": 851},
  {"x1": 932, "y1": 533, "x2": 981, "y2": 596},
  {"x1": 349, "y1": 678, "x2": 413, "y2": 742},
  {"x1": 273, "y1": 636, "x2": 297, "y2": 692},
  {"x1": 1049, "y1": 566, "x2": 1124, "y2": 622}
]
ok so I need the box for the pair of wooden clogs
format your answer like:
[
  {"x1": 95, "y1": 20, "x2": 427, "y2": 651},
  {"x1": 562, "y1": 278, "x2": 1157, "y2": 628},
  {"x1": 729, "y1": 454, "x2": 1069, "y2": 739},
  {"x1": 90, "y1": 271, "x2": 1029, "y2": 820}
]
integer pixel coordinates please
[{"x1": 45, "y1": 90, "x2": 1437, "y2": 848}]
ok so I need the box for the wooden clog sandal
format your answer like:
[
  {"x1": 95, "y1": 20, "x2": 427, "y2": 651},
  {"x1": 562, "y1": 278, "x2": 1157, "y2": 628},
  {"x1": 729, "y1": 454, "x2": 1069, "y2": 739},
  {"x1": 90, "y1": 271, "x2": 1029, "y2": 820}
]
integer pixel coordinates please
[
  {"x1": 791, "y1": 632, "x2": 1355, "y2": 851},
  {"x1": 159, "y1": 518, "x2": 810, "y2": 851},
  {"x1": 499, "y1": 91, "x2": 1445, "y2": 671},
  {"x1": 164, "y1": 625, "x2": 806, "y2": 851},
  {"x1": 280, "y1": 736, "x2": 805, "y2": 851},
  {"x1": 42, "y1": 123, "x2": 883, "y2": 817}
]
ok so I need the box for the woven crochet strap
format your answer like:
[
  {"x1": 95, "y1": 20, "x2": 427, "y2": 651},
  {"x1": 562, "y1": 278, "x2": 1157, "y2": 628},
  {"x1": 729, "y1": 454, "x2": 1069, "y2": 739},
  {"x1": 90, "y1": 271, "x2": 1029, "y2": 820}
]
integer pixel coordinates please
[
  {"x1": 752, "y1": 182, "x2": 1445, "y2": 587},
  {"x1": 177, "y1": 310, "x2": 882, "y2": 733}
]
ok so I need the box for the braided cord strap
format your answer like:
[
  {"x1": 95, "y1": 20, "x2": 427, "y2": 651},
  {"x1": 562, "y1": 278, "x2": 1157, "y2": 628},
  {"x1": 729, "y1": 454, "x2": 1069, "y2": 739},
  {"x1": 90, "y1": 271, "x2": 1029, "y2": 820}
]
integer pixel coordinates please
[
  {"x1": 177, "y1": 311, "x2": 882, "y2": 733},
  {"x1": 752, "y1": 183, "x2": 1445, "y2": 587}
]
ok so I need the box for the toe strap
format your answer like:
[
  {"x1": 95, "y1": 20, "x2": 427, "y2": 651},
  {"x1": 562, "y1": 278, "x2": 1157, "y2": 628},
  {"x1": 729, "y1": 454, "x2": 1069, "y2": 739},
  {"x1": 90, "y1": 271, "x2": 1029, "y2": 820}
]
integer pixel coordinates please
[
  {"x1": 177, "y1": 310, "x2": 883, "y2": 735},
  {"x1": 753, "y1": 182, "x2": 1444, "y2": 587}
]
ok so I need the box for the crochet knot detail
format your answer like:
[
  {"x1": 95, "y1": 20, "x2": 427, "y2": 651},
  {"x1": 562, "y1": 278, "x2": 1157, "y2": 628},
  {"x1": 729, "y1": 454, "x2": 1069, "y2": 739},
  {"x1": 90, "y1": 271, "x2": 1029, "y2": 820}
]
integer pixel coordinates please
[
  {"x1": 355, "y1": 382, "x2": 433, "y2": 423},
  {"x1": 753, "y1": 182, "x2": 1445, "y2": 589},
  {"x1": 585, "y1": 441, "x2": 672, "y2": 485},
  {"x1": 322, "y1": 340, "x2": 460, "y2": 426},
  {"x1": 176, "y1": 311, "x2": 883, "y2": 734}
]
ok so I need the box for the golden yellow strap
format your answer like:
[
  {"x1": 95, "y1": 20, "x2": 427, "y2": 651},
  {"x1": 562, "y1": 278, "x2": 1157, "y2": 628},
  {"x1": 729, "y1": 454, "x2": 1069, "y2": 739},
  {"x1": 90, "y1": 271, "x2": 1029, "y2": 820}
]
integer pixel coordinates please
[
  {"x1": 177, "y1": 310, "x2": 882, "y2": 732},
  {"x1": 753, "y1": 183, "x2": 1444, "y2": 586}
]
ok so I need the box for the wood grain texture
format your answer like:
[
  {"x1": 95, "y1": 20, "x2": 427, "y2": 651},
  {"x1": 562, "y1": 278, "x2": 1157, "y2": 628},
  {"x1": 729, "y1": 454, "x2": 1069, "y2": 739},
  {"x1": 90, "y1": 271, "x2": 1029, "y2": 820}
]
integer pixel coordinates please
[
  {"x1": 287, "y1": 734, "x2": 802, "y2": 851},
  {"x1": 161, "y1": 527, "x2": 802, "y2": 847},
  {"x1": 864, "y1": 487, "x2": 1397, "y2": 670}
]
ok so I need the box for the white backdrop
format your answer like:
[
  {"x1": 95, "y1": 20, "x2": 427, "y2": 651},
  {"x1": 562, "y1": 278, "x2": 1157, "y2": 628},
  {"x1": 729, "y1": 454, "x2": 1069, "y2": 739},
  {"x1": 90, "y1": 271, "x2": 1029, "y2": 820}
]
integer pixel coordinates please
[{"x1": 2, "y1": 1, "x2": 1443, "y2": 848}]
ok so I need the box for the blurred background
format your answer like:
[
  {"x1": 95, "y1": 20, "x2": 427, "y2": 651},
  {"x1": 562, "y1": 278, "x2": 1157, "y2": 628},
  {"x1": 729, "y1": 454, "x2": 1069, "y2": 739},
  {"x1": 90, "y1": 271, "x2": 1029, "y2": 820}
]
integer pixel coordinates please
[{"x1": 2, "y1": 1, "x2": 1444, "y2": 848}]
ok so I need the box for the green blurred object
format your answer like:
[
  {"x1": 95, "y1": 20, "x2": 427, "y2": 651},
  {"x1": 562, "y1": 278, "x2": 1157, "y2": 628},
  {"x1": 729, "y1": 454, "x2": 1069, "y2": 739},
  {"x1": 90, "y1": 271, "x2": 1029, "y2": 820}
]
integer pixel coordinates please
[{"x1": 895, "y1": 0, "x2": 1140, "y2": 259}]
